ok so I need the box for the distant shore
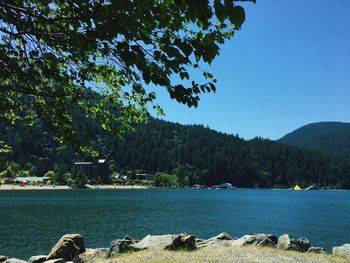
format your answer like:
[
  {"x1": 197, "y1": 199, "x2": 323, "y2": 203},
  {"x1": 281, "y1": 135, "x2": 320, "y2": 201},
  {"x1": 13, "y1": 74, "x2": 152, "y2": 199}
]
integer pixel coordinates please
[
  {"x1": 0, "y1": 184, "x2": 149, "y2": 190},
  {"x1": 0, "y1": 184, "x2": 71, "y2": 190},
  {"x1": 1, "y1": 183, "x2": 347, "y2": 191}
]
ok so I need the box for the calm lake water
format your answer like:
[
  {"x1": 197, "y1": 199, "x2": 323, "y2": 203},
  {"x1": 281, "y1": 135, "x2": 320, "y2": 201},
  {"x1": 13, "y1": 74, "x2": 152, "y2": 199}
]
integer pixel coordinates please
[{"x1": 0, "y1": 189, "x2": 350, "y2": 259}]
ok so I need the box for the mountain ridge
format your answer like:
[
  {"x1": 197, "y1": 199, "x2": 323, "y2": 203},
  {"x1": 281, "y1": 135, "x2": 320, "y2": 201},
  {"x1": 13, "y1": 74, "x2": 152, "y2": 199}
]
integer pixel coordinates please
[{"x1": 278, "y1": 121, "x2": 350, "y2": 160}]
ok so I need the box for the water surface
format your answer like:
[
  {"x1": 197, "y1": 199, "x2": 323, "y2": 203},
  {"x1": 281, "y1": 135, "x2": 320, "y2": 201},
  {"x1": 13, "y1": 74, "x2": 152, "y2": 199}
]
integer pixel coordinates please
[{"x1": 0, "y1": 189, "x2": 349, "y2": 259}]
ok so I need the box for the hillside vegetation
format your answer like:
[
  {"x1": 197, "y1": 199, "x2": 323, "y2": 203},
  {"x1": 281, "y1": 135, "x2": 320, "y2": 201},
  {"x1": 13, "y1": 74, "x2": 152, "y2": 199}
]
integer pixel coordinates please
[
  {"x1": 279, "y1": 122, "x2": 350, "y2": 160},
  {"x1": 1, "y1": 119, "x2": 350, "y2": 189}
]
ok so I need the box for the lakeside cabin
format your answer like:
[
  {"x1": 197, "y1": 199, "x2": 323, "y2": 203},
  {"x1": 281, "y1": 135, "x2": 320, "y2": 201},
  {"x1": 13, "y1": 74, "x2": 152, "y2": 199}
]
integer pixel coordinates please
[
  {"x1": 72, "y1": 159, "x2": 110, "y2": 184},
  {"x1": 136, "y1": 173, "x2": 155, "y2": 181}
]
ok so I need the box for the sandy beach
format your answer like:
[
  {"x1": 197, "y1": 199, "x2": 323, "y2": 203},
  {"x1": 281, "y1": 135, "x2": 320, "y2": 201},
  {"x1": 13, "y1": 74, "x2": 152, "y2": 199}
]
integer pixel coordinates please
[
  {"x1": 85, "y1": 184, "x2": 149, "y2": 189},
  {"x1": 0, "y1": 184, "x2": 149, "y2": 190}
]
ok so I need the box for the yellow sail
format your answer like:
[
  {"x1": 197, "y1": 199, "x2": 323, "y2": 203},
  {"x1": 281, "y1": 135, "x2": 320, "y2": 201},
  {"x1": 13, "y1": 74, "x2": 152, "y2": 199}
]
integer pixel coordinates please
[{"x1": 294, "y1": 185, "x2": 302, "y2": 191}]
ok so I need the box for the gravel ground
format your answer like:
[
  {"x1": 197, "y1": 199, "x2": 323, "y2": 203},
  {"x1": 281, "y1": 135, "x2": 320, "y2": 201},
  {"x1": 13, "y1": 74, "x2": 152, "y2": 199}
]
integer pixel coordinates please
[{"x1": 96, "y1": 245, "x2": 347, "y2": 263}]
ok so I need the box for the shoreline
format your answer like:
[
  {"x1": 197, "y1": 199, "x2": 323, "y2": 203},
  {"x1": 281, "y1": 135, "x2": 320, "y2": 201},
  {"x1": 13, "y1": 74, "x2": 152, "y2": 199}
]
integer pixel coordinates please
[
  {"x1": 0, "y1": 184, "x2": 149, "y2": 190},
  {"x1": 3, "y1": 232, "x2": 348, "y2": 263},
  {"x1": 0, "y1": 184, "x2": 347, "y2": 191}
]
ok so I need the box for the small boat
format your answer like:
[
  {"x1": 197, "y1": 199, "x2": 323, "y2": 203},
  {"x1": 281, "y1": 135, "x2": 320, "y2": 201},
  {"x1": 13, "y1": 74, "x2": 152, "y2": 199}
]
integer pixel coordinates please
[
  {"x1": 305, "y1": 183, "x2": 317, "y2": 190},
  {"x1": 293, "y1": 185, "x2": 302, "y2": 191}
]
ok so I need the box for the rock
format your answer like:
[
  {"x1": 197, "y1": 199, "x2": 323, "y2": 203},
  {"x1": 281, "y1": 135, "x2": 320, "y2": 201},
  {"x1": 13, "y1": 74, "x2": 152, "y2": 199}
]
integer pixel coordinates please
[
  {"x1": 47, "y1": 238, "x2": 78, "y2": 261},
  {"x1": 75, "y1": 248, "x2": 108, "y2": 263},
  {"x1": 333, "y1": 244, "x2": 350, "y2": 259},
  {"x1": 0, "y1": 256, "x2": 8, "y2": 263},
  {"x1": 61, "y1": 234, "x2": 85, "y2": 253},
  {"x1": 307, "y1": 247, "x2": 327, "y2": 254},
  {"x1": 297, "y1": 237, "x2": 311, "y2": 252},
  {"x1": 231, "y1": 234, "x2": 277, "y2": 247},
  {"x1": 277, "y1": 234, "x2": 297, "y2": 250},
  {"x1": 166, "y1": 234, "x2": 196, "y2": 251},
  {"x1": 43, "y1": 259, "x2": 65, "y2": 263},
  {"x1": 196, "y1": 232, "x2": 234, "y2": 248},
  {"x1": 107, "y1": 235, "x2": 138, "y2": 257},
  {"x1": 28, "y1": 255, "x2": 47, "y2": 263},
  {"x1": 277, "y1": 234, "x2": 310, "y2": 252},
  {"x1": 130, "y1": 235, "x2": 175, "y2": 250},
  {"x1": 46, "y1": 234, "x2": 85, "y2": 261},
  {"x1": 212, "y1": 232, "x2": 233, "y2": 241},
  {"x1": 4, "y1": 259, "x2": 28, "y2": 263}
]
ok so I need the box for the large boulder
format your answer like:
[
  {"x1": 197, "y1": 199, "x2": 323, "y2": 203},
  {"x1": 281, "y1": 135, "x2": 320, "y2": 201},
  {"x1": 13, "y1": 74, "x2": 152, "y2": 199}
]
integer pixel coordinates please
[
  {"x1": 43, "y1": 259, "x2": 65, "y2": 263},
  {"x1": 28, "y1": 256, "x2": 47, "y2": 263},
  {"x1": 196, "y1": 232, "x2": 234, "y2": 248},
  {"x1": 4, "y1": 259, "x2": 28, "y2": 263},
  {"x1": 0, "y1": 256, "x2": 8, "y2": 263},
  {"x1": 278, "y1": 234, "x2": 297, "y2": 250},
  {"x1": 332, "y1": 244, "x2": 350, "y2": 259},
  {"x1": 107, "y1": 235, "x2": 138, "y2": 257},
  {"x1": 231, "y1": 234, "x2": 277, "y2": 247},
  {"x1": 61, "y1": 234, "x2": 85, "y2": 253},
  {"x1": 75, "y1": 248, "x2": 108, "y2": 263},
  {"x1": 297, "y1": 237, "x2": 311, "y2": 252},
  {"x1": 212, "y1": 232, "x2": 233, "y2": 241},
  {"x1": 166, "y1": 234, "x2": 196, "y2": 251},
  {"x1": 130, "y1": 235, "x2": 175, "y2": 250},
  {"x1": 307, "y1": 247, "x2": 326, "y2": 254},
  {"x1": 277, "y1": 234, "x2": 310, "y2": 252},
  {"x1": 46, "y1": 234, "x2": 85, "y2": 261}
]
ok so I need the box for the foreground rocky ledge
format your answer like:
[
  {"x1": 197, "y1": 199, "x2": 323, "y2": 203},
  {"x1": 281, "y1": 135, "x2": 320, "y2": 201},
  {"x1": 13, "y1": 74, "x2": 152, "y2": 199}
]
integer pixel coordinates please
[
  {"x1": 95, "y1": 246, "x2": 347, "y2": 263},
  {"x1": 2, "y1": 233, "x2": 349, "y2": 263}
]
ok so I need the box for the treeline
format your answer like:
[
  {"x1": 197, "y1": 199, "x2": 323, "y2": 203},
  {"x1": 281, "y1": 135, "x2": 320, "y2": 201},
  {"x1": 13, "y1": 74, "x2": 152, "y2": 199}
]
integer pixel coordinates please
[{"x1": 1, "y1": 118, "x2": 350, "y2": 188}]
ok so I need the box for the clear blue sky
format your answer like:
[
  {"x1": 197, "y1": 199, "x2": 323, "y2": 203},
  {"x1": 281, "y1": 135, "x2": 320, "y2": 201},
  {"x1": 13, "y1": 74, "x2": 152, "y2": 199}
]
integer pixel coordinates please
[{"x1": 152, "y1": 0, "x2": 350, "y2": 140}]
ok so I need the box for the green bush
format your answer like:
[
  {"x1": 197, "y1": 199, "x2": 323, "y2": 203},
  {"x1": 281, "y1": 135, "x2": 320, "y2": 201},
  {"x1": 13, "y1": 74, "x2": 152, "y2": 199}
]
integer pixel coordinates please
[
  {"x1": 73, "y1": 170, "x2": 88, "y2": 188},
  {"x1": 44, "y1": 170, "x2": 55, "y2": 178},
  {"x1": 154, "y1": 172, "x2": 178, "y2": 187}
]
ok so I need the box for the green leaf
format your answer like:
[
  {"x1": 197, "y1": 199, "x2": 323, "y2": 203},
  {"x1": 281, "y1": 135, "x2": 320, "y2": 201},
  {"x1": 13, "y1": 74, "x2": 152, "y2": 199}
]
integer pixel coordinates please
[
  {"x1": 180, "y1": 72, "x2": 189, "y2": 80},
  {"x1": 228, "y1": 6, "x2": 245, "y2": 29}
]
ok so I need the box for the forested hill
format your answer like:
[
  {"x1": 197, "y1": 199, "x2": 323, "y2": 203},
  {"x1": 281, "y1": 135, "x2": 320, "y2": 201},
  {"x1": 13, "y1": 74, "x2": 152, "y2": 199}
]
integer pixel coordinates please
[
  {"x1": 1, "y1": 119, "x2": 350, "y2": 189},
  {"x1": 279, "y1": 122, "x2": 350, "y2": 160}
]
